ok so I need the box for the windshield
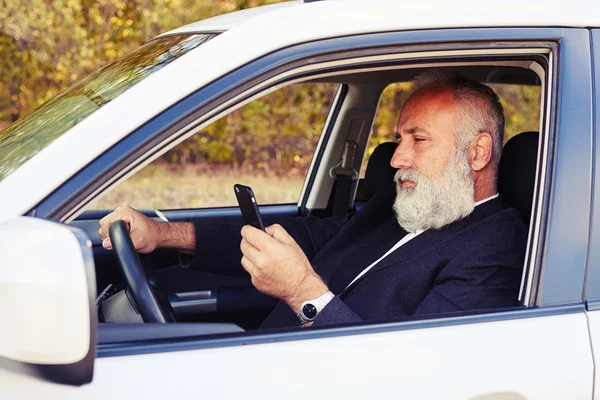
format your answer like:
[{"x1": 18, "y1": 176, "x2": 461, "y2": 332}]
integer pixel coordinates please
[{"x1": 0, "y1": 33, "x2": 217, "y2": 182}]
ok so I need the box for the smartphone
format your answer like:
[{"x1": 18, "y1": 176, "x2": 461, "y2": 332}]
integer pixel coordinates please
[{"x1": 234, "y1": 184, "x2": 266, "y2": 231}]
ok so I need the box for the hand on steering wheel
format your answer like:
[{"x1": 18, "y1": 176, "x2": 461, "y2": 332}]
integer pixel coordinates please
[{"x1": 108, "y1": 220, "x2": 175, "y2": 323}]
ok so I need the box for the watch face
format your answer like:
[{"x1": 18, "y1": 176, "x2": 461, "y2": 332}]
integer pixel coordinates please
[{"x1": 302, "y1": 303, "x2": 318, "y2": 320}]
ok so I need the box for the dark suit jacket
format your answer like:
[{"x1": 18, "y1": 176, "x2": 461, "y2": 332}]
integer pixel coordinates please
[{"x1": 191, "y1": 184, "x2": 527, "y2": 329}]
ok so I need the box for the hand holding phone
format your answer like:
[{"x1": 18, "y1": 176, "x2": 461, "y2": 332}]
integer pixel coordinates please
[{"x1": 234, "y1": 184, "x2": 266, "y2": 231}]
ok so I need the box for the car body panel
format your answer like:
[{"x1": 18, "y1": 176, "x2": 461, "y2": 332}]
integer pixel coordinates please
[
  {"x1": 585, "y1": 27, "x2": 600, "y2": 400},
  {"x1": 586, "y1": 310, "x2": 600, "y2": 400},
  {"x1": 585, "y1": 29, "x2": 600, "y2": 300},
  {"x1": 0, "y1": 312, "x2": 592, "y2": 398},
  {"x1": 161, "y1": 1, "x2": 302, "y2": 35},
  {"x1": 165, "y1": 0, "x2": 600, "y2": 37},
  {"x1": 535, "y1": 28, "x2": 593, "y2": 305}
]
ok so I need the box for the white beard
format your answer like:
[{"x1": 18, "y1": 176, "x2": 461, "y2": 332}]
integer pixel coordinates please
[{"x1": 393, "y1": 148, "x2": 475, "y2": 233}]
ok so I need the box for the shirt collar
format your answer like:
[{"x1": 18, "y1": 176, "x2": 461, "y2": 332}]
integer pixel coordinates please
[{"x1": 474, "y1": 193, "x2": 499, "y2": 207}]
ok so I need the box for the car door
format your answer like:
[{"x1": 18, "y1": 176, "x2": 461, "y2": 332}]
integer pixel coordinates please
[{"x1": 2, "y1": 27, "x2": 595, "y2": 399}]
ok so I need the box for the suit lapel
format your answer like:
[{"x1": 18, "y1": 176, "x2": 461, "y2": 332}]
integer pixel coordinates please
[
  {"x1": 326, "y1": 216, "x2": 406, "y2": 294},
  {"x1": 370, "y1": 218, "x2": 471, "y2": 275}
]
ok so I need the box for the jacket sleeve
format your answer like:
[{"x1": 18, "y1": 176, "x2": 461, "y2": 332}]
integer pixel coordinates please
[
  {"x1": 312, "y1": 297, "x2": 362, "y2": 326},
  {"x1": 187, "y1": 213, "x2": 351, "y2": 277}
]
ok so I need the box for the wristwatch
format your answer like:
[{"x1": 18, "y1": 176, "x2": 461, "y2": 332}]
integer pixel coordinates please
[{"x1": 297, "y1": 291, "x2": 335, "y2": 324}]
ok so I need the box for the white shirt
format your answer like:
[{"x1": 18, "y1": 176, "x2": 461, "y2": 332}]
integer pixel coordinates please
[{"x1": 343, "y1": 193, "x2": 500, "y2": 291}]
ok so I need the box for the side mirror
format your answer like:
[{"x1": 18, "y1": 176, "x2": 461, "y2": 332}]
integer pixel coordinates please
[{"x1": 0, "y1": 217, "x2": 96, "y2": 386}]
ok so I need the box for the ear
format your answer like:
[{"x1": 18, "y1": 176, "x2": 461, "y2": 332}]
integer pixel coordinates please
[{"x1": 469, "y1": 132, "x2": 493, "y2": 172}]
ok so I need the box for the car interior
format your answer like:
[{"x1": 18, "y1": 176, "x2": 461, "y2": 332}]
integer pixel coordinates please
[{"x1": 69, "y1": 58, "x2": 546, "y2": 343}]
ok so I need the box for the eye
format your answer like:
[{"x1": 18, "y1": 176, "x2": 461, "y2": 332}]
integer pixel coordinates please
[{"x1": 415, "y1": 137, "x2": 427, "y2": 142}]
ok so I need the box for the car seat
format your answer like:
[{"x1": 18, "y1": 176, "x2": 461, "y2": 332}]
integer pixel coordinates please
[
  {"x1": 362, "y1": 141, "x2": 398, "y2": 201},
  {"x1": 498, "y1": 131, "x2": 539, "y2": 225}
]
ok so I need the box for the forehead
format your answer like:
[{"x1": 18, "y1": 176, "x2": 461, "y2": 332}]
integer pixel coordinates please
[{"x1": 397, "y1": 86, "x2": 457, "y2": 131}]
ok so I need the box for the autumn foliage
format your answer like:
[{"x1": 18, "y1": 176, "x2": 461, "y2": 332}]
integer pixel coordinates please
[{"x1": 0, "y1": 0, "x2": 281, "y2": 125}]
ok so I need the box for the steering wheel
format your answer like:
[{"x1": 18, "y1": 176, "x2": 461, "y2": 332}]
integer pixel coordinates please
[{"x1": 108, "y1": 220, "x2": 175, "y2": 323}]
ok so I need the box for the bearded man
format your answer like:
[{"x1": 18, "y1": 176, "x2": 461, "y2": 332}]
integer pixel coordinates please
[{"x1": 99, "y1": 70, "x2": 527, "y2": 328}]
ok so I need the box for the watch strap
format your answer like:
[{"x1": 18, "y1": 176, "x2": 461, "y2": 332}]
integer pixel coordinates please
[{"x1": 297, "y1": 291, "x2": 335, "y2": 324}]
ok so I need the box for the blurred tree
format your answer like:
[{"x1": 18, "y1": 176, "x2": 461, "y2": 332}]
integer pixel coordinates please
[
  {"x1": 161, "y1": 83, "x2": 339, "y2": 175},
  {"x1": 0, "y1": 0, "x2": 283, "y2": 127}
]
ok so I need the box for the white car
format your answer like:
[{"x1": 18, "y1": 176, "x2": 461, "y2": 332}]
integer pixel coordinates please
[{"x1": 2, "y1": 0, "x2": 600, "y2": 398}]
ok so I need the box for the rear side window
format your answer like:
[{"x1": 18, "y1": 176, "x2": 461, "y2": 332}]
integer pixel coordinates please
[{"x1": 361, "y1": 79, "x2": 541, "y2": 175}]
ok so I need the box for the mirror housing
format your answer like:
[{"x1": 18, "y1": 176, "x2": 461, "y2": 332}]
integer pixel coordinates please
[{"x1": 0, "y1": 217, "x2": 96, "y2": 386}]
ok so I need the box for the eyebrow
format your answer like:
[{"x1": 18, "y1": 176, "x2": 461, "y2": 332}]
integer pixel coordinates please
[{"x1": 395, "y1": 125, "x2": 432, "y2": 138}]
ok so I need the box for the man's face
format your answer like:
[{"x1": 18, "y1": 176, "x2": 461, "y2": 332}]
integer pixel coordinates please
[
  {"x1": 391, "y1": 86, "x2": 458, "y2": 181},
  {"x1": 390, "y1": 85, "x2": 476, "y2": 232}
]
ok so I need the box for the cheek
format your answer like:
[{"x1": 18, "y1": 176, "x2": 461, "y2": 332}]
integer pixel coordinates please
[{"x1": 414, "y1": 148, "x2": 452, "y2": 179}]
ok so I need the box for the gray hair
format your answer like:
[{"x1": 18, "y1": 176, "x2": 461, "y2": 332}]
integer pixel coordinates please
[{"x1": 412, "y1": 70, "x2": 505, "y2": 171}]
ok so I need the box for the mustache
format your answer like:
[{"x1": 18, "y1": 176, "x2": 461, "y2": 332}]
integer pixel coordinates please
[{"x1": 395, "y1": 168, "x2": 425, "y2": 185}]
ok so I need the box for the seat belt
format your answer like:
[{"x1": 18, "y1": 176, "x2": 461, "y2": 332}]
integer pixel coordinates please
[{"x1": 330, "y1": 140, "x2": 359, "y2": 216}]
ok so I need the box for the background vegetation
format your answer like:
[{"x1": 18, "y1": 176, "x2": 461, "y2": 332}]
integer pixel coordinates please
[
  {"x1": 0, "y1": 0, "x2": 279, "y2": 129},
  {"x1": 1, "y1": 0, "x2": 541, "y2": 209}
]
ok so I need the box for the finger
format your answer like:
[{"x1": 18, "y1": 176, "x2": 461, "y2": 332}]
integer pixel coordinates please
[
  {"x1": 265, "y1": 225, "x2": 276, "y2": 236},
  {"x1": 241, "y1": 224, "x2": 273, "y2": 250},
  {"x1": 99, "y1": 207, "x2": 133, "y2": 237},
  {"x1": 113, "y1": 206, "x2": 134, "y2": 233},
  {"x1": 266, "y1": 224, "x2": 296, "y2": 245},
  {"x1": 240, "y1": 255, "x2": 255, "y2": 275},
  {"x1": 102, "y1": 237, "x2": 113, "y2": 250},
  {"x1": 240, "y1": 238, "x2": 261, "y2": 264},
  {"x1": 98, "y1": 216, "x2": 110, "y2": 238}
]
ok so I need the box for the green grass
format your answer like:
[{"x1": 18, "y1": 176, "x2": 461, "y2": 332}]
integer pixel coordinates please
[{"x1": 87, "y1": 164, "x2": 307, "y2": 210}]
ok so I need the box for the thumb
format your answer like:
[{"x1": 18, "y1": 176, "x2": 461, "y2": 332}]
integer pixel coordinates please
[{"x1": 266, "y1": 224, "x2": 296, "y2": 245}]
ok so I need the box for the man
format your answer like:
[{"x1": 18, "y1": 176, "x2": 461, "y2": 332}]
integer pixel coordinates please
[{"x1": 98, "y1": 70, "x2": 527, "y2": 328}]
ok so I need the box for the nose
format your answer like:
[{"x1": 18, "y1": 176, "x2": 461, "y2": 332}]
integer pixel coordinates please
[{"x1": 390, "y1": 140, "x2": 413, "y2": 169}]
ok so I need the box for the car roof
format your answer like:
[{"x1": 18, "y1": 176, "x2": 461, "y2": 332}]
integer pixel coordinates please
[
  {"x1": 162, "y1": 0, "x2": 600, "y2": 37},
  {"x1": 163, "y1": 1, "x2": 303, "y2": 34}
]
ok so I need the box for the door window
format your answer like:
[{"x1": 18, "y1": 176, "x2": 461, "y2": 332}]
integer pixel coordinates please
[{"x1": 87, "y1": 82, "x2": 339, "y2": 210}]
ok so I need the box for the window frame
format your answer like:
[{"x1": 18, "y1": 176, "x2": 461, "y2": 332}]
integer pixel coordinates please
[
  {"x1": 584, "y1": 28, "x2": 600, "y2": 306},
  {"x1": 31, "y1": 27, "x2": 591, "y2": 354}
]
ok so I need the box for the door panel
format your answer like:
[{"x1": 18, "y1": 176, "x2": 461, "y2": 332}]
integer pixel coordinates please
[
  {"x1": 159, "y1": 203, "x2": 300, "y2": 224},
  {"x1": 1, "y1": 312, "x2": 592, "y2": 399}
]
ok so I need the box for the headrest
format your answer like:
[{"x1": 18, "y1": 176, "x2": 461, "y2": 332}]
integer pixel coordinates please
[
  {"x1": 498, "y1": 131, "x2": 539, "y2": 225},
  {"x1": 364, "y1": 142, "x2": 398, "y2": 201}
]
